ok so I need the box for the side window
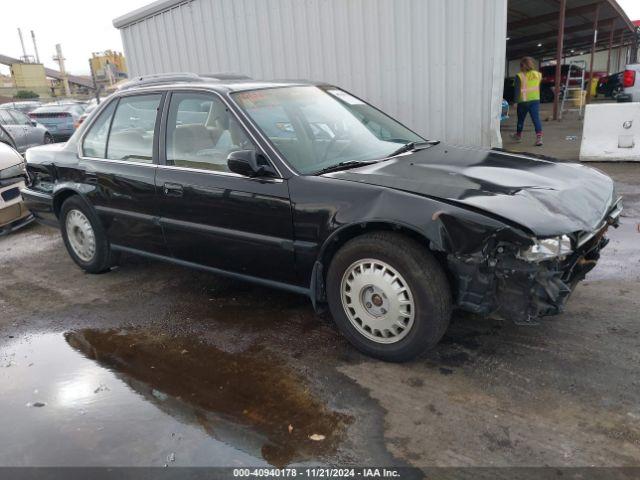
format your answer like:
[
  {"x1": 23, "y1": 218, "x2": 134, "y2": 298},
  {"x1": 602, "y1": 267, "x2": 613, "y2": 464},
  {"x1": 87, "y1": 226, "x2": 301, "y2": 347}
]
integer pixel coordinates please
[
  {"x1": 0, "y1": 110, "x2": 15, "y2": 125},
  {"x1": 107, "y1": 94, "x2": 162, "y2": 163},
  {"x1": 166, "y1": 92, "x2": 256, "y2": 173},
  {"x1": 82, "y1": 100, "x2": 117, "y2": 158},
  {"x1": 10, "y1": 111, "x2": 31, "y2": 125}
]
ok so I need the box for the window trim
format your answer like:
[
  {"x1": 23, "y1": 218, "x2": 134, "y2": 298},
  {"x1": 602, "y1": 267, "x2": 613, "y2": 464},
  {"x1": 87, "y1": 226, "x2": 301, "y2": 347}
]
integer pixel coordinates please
[
  {"x1": 160, "y1": 88, "x2": 285, "y2": 179},
  {"x1": 78, "y1": 86, "x2": 289, "y2": 179},
  {"x1": 78, "y1": 90, "x2": 166, "y2": 164},
  {"x1": 105, "y1": 92, "x2": 165, "y2": 164},
  {"x1": 81, "y1": 98, "x2": 117, "y2": 159}
]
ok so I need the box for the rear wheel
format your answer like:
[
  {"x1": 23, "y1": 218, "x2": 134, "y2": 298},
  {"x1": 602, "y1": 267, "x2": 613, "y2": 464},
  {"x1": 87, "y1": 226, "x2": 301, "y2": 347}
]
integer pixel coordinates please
[
  {"x1": 60, "y1": 196, "x2": 114, "y2": 273},
  {"x1": 326, "y1": 232, "x2": 452, "y2": 362}
]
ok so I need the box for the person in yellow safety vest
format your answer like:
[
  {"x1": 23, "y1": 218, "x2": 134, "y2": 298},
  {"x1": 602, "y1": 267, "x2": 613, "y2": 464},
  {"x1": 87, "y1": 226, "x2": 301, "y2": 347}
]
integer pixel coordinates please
[{"x1": 511, "y1": 56, "x2": 543, "y2": 147}]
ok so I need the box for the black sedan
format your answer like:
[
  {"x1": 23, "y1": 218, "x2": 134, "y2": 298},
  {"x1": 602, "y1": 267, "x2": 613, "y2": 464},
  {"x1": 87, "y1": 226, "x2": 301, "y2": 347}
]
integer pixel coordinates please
[{"x1": 21, "y1": 75, "x2": 621, "y2": 361}]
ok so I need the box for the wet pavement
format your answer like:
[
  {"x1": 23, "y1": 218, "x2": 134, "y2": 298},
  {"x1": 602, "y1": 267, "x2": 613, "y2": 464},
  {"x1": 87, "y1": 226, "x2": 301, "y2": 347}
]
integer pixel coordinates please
[{"x1": 1, "y1": 162, "x2": 640, "y2": 469}]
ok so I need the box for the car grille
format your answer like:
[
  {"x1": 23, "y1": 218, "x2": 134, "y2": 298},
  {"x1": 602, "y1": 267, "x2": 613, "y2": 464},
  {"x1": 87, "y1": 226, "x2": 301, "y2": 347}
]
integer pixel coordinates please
[{"x1": 1, "y1": 187, "x2": 20, "y2": 202}]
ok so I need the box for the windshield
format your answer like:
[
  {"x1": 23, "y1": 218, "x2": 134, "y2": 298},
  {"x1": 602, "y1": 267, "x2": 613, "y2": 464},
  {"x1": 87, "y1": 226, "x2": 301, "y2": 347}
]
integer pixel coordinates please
[{"x1": 232, "y1": 86, "x2": 424, "y2": 174}]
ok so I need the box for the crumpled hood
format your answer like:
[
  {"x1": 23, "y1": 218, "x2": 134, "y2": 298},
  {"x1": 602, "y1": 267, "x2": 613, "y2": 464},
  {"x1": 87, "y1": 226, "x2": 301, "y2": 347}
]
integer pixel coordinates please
[{"x1": 327, "y1": 144, "x2": 616, "y2": 237}]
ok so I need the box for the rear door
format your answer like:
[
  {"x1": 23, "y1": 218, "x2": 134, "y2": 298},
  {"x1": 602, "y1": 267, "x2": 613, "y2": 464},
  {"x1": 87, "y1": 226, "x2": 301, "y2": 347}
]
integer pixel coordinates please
[
  {"x1": 154, "y1": 90, "x2": 296, "y2": 284},
  {"x1": 79, "y1": 92, "x2": 167, "y2": 255},
  {"x1": 0, "y1": 110, "x2": 26, "y2": 153}
]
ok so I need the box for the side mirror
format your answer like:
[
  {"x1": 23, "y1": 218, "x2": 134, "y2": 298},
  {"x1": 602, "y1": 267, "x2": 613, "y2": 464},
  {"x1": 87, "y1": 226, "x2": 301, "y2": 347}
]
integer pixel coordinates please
[
  {"x1": 227, "y1": 150, "x2": 276, "y2": 178},
  {"x1": 30, "y1": 120, "x2": 38, "y2": 127}
]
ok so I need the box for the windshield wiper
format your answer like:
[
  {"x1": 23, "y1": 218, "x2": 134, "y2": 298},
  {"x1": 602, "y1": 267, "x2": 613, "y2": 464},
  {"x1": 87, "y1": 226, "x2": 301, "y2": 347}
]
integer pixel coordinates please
[
  {"x1": 386, "y1": 140, "x2": 439, "y2": 158},
  {"x1": 313, "y1": 160, "x2": 378, "y2": 175}
]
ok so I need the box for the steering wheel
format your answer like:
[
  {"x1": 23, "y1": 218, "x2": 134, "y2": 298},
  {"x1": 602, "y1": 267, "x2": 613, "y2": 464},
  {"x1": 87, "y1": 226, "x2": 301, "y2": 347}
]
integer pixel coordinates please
[{"x1": 321, "y1": 134, "x2": 352, "y2": 164}]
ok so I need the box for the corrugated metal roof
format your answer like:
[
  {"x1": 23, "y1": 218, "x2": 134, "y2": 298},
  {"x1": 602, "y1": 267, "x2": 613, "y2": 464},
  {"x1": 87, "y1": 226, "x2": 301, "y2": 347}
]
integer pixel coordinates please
[
  {"x1": 507, "y1": 0, "x2": 638, "y2": 61},
  {"x1": 114, "y1": 0, "x2": 507, "y2": 148}
]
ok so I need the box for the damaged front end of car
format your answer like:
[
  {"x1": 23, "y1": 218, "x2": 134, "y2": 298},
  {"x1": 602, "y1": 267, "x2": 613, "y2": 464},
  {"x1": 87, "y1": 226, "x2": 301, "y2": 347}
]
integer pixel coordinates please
[{"x1": 442, "y1": 199, "x2": 622, "y2": 324}]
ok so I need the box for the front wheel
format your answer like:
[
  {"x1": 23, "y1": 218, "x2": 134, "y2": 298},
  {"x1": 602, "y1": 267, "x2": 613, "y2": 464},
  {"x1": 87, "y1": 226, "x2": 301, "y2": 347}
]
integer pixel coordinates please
[
  {"x1": 60, "y1": 196, "x2": 115, "y2": 273},
  {"x1": 326, "y1": 232, "x2": 452, "y2": 362},
  {"x1": 43, "y1": 133, "x2": 53, "y2": 144}
]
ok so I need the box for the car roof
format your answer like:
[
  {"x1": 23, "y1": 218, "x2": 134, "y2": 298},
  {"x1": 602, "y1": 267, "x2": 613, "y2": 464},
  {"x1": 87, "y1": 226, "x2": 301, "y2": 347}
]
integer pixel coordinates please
[
  {"x1": 115, "y1": 74, "x2": 326, "y2": 95},
  {"x1": 0, "y1": 101, "x2": 40, "y2": 107}
]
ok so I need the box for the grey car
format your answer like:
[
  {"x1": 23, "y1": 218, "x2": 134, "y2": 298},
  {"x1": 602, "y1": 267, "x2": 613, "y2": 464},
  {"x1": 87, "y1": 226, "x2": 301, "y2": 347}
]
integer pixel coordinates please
[
  {"x1": 0, "y1": 109, "x2": 53, "y2": 154},
  {"x1": 28, "y1": 104, "x2": 84, "y2": 141}
]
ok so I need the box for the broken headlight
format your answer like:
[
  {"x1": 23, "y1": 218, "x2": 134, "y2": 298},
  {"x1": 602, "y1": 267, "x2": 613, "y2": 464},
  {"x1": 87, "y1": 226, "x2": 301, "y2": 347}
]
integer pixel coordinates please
[{"x1": 519, "y1": 235, "x2": 573, "y2": 262}]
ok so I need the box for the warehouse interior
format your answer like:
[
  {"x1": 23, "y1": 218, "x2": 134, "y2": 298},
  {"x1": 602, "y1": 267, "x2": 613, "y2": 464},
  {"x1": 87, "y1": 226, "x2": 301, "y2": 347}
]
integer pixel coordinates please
[{"x1": 502, "y1": 0, "x2": 638, "y2": 158}]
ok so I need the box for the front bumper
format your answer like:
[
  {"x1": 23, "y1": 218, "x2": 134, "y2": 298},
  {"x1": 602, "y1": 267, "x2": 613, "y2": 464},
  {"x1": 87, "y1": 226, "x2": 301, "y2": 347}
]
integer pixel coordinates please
[
  {"x1": 0, "y1": 180, "x2": 34, "y2": 235},
  {"x1": 449, "y1": 201, "x2": 621, "y2": 324}
]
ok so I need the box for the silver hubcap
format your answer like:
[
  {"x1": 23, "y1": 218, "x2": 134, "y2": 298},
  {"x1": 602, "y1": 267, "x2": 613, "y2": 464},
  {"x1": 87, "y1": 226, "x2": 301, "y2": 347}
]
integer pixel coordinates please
[
  {"x1": 65, "y1": 209, "x2": 96, "y2": 262},
  {"x1": 341, "y1": 259, "x2": 415, "y2": 344}
]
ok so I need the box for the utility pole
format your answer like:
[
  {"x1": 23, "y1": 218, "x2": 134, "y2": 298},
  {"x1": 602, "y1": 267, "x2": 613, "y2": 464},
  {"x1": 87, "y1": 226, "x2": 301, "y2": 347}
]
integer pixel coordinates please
[
  {"x1": 17, "y1": 28, "x2": 29, "y2": 62},
  {"x1": 552, "y1": 0, "x2": 566, "y2": 121},
  {"x1": 89, "y1": 59, "x2": 101, "y2": 104},
  {"x1": 31, "y1": 30, "x2": 40, "y2": 64},
  {"x1": 53, "y1": 44, "x2": 71, "y2": 97},
  {"x1": 586, "y1": 4, "x2": 600, "y2": 103}
]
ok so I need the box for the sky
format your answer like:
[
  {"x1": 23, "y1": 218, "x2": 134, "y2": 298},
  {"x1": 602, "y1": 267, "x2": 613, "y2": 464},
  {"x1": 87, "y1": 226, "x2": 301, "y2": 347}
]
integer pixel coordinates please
[
  {"x1": 0, "y1": 0, "x2": 153, "y2": 76},
  {"x1": 1, "y1": 0, "x2": 640, "y2": 77}
]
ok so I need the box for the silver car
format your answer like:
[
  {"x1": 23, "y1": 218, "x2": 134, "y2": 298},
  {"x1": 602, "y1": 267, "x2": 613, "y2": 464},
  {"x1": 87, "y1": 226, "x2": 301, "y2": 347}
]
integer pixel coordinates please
[{"x1": 0, "y1": 108, "x2": 53, "y2": 154}]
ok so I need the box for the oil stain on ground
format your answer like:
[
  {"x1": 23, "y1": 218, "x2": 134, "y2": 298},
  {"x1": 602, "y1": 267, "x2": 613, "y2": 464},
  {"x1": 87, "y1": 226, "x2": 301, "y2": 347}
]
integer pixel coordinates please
[{"x1": 0, "y1": 330, "x2": 350, "y2": 467}]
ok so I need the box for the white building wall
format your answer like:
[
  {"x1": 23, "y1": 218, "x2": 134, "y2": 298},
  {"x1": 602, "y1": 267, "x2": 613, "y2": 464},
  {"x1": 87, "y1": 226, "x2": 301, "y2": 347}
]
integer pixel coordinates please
[{"x1": 115, "y1": 0, "x2": 508, "y2": 148}]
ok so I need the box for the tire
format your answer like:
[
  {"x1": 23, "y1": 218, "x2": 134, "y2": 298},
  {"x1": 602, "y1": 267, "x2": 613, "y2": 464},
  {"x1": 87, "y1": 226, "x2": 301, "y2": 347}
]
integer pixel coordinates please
[
  {"x1": 326, "y1": 232, "x2": 452, "y2": 362},
  {"x1": 60, "y1": 195, "x2": 114, "y2": 273},
  {"x1": 43, "y1": 133, "x2": 53, "y2": 144}
]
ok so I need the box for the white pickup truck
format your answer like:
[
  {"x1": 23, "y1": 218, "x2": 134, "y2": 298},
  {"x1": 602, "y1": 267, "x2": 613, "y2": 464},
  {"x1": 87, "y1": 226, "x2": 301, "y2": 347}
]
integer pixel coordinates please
[{"x1": 621, "y1": 64, "x2": 640, "y2": 102}]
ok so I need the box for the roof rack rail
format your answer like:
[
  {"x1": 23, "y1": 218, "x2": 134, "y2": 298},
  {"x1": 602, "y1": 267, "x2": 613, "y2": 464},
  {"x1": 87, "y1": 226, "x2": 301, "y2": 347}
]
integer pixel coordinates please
[
  {"x1": 117, "y1": 72, "x2": 252, "y2": 90},
  {"x1": 117, "y1": 73, "x2": 204, "y2": 90},
  {"x1": 200, "y1": 73, "x2": 252, "y2": 80}
]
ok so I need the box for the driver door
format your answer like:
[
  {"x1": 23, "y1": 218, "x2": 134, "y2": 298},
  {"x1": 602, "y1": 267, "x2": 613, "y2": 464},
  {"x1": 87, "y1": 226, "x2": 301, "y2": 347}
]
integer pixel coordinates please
[{"x1": 155, "y1": 91, "x2": 296, "y2": 284}]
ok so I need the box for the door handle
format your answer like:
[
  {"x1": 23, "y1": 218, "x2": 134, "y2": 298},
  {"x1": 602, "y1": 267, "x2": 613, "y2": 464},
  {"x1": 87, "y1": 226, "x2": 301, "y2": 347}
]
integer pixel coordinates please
[{"x1": 163, "y1": 182, "x2": 184, "y2": 197}]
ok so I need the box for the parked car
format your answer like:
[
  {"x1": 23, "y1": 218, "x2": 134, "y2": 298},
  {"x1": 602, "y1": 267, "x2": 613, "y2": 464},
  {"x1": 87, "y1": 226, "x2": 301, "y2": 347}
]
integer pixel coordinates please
[
  {"x1": 618, "y1": 64, "x2": 640, "y2": 102},
  {"x1": 0, "y1": 142, "x2": 33, "y2": 235},
  {"x1": 22, "y1": 75, "x2": 621, "y2": 361},
  {"x1": 28, "y1": 104, "x2": 85, "y2": 141},
  {"x1": 597, "y1": 72, "x2": 624, "y2": 99},
  {"x1": 0, "y1": 123, "x2": 17, "y2": 150},
  {"x1": 0, "y1": 100, "x2": 43, "y2": 114},
  {"x1": 0, "y1": 108, "x2": 53, "y2": 154}
]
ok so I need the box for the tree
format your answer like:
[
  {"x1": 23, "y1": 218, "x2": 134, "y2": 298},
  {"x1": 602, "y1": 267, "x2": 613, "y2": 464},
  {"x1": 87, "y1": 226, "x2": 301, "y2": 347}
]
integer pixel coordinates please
[{"x1": 14, "y1": 90, "x2": 40, "y2": 99}]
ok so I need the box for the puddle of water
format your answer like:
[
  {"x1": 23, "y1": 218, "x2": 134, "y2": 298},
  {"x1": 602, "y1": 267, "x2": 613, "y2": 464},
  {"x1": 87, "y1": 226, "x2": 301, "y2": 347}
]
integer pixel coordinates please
[{"x1": 0, "y1": 330, "x2": 349, "y2": 467}]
